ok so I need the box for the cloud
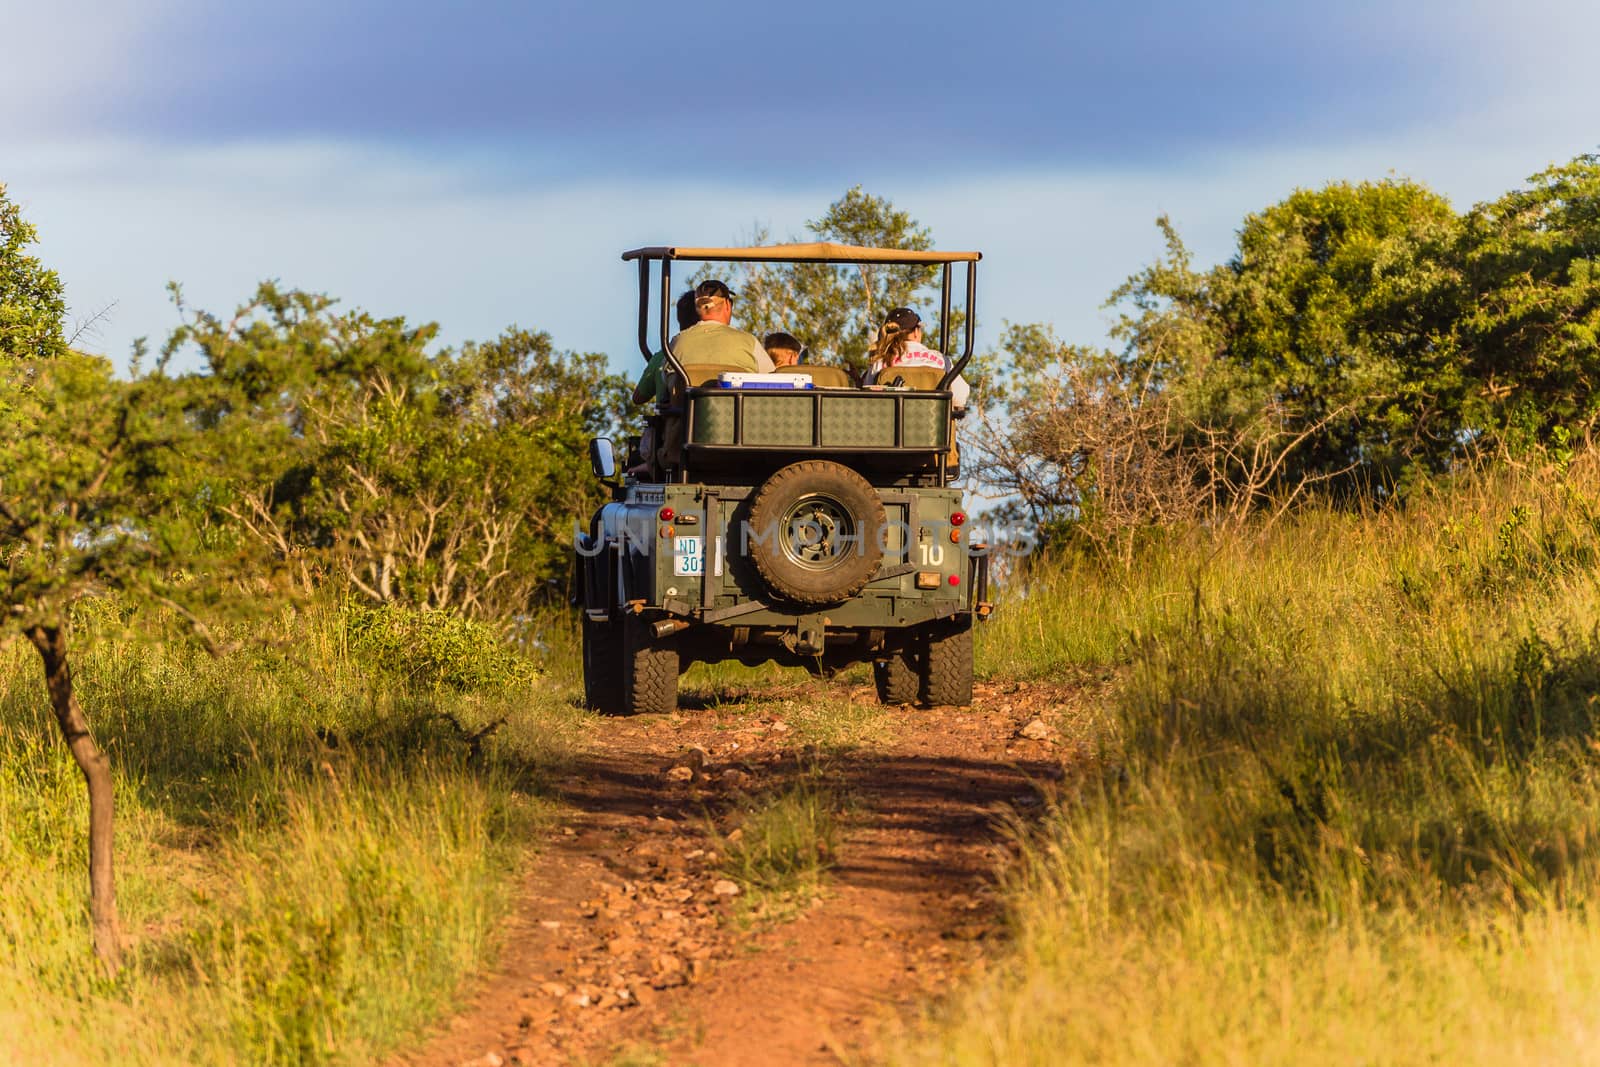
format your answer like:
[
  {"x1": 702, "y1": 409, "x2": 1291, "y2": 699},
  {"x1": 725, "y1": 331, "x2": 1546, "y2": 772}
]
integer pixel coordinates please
[
  {"x1": 12, "y1": 100, "x2": 1595, "y2": 382},
  {"x1": 6, "y1": 1, "x2": 1598, "y2": 376},
  {"x1": 0, "y1": 1, "x2": 180, "y2": 128},
  {"x1": 3, "y1": 0, "x2": 1553, "y2": 176},
  {"x1": 8, "y1": 137, "x2": 825, "y2": 367}
]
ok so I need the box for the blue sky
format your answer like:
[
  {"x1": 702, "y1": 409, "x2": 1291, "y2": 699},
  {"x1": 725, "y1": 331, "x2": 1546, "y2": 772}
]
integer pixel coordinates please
[{"x1": 5, "y1": 0, "x2": 1599, "y2": 372}]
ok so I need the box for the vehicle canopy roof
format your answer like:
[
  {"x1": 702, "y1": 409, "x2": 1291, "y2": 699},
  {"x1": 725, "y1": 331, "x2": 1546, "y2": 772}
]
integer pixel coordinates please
[{"x1": 621, "y1": 242, "x2": 981, "y2": 265}]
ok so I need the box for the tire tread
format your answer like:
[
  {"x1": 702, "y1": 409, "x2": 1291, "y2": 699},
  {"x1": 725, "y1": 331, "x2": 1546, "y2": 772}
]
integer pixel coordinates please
[
  {"x1": 583, "y1": 618, "x2": 625, "y2": 715},
  {"x1": 873, "y1": 646, "x2": 920, "y2": 705},
  {"x1": 624, "y1": 616, "x2": 679, "y2": 715},
  {"x1": 921, "y1": 621, "x2": 973, "y2": 707}
]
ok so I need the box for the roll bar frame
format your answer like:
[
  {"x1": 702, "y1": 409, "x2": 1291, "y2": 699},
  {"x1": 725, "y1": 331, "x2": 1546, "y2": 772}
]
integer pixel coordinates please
[{"x1": 622, "y1": 246, "x2": 980, "y2": 392}]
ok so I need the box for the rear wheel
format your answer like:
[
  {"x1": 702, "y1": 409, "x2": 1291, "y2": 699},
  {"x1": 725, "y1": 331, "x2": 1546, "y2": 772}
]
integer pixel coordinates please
[
  {"x1": 921, "y1": 619, "x2": 973, "y2": 707},
  {"x1": 873, "y1": 645, "x2": 919, "y2": 706},
  {"x1": 623, "y1": 615, "x2": 679, "y2": 716},
  {"x1": 582, "y1": 617, "x2": 624, "y2": 715}
]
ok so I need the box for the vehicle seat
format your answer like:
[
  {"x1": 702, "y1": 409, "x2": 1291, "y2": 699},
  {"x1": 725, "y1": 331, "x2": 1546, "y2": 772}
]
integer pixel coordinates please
[
  {"x1": 880, "y1": 365, "x2": 944, "y2": 391},
  {"x1": 682, "y1": 363, "x2": 754, "y2": 389},
  {"x1": 655, "y1": 363, "x2": 752, "y2": 471},
  {"x1": 879, "y1": 364, "x2": 960, "y2": 470},
  {"x1": 789, "y1": 365, "x2": 853, "y2": 388}
]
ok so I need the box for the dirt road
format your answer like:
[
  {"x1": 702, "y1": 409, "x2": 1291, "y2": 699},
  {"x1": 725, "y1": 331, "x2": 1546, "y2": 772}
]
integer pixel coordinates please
[{"x1": 400, "y1": 678, "x2": 1082, "y2": 1067}]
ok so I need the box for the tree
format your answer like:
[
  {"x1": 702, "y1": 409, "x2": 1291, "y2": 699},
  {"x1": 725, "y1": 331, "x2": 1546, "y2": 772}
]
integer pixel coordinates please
[
  {"x1": 0, "y1": 351, "x2": 200, "y2": 974},
  {"x1": 173, "y1": 284, "x2": 626, "y2": 622},
  {"x1": 969, "y1": 323, "x2": 1358, "y2": 563},
  {"x1": 1109, "y1": 179, "x2": 1465, "y2": 491},
  {"x1": 965, "y1": 324, "x2": 1203, "y2": 547},
  {"x1": 1456, "y1": 154, "x2": 1600, "y2": 447},
  {"x1": 0, "y1": 182, "x2": 67, "y2": 361},
  {"x1": 705, "y1": 187, "x2": 956, "y2": 377},
  {"x1": 0, "y1": 189, "x2": 194, "y2": 973}
]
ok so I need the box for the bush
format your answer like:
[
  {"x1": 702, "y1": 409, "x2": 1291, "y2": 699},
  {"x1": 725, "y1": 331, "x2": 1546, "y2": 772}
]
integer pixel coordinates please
[{"x1": 341, "y1": 602, "x2": 539, "y2": 692}]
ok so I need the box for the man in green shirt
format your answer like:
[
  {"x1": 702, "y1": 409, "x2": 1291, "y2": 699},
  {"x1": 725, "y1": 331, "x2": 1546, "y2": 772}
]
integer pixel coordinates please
[
  {"x1": 632, "y1": 281, "x2": 779, "y2": 473},
  {"x1": 675, "y1": 279, "x2": 773, "y2": 372},
  {"x1": 632, "y1": 280, "x2": 774, "y2": 406}
]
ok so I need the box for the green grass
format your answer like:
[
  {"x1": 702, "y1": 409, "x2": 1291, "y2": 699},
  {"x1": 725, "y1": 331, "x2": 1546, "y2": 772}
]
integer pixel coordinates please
[
  {"x1": 677, "y1": 664, "x2": 892, "y2": 753},
  {"x1": 717, "y1": 777, "x2": 842, "y2": 924},
  {"x1": 589, "y1": 1043, "x2": 673, "y2": 1067},
  {"x1": 0, "y1": 601, "x2": 585, "y2": 1065},
  {"x1": 776, "y1": 689, "x2": 891, "y2": 752},
  {"x1": 908, "y1": 454, "x2": 1600, "y2": 1065}
]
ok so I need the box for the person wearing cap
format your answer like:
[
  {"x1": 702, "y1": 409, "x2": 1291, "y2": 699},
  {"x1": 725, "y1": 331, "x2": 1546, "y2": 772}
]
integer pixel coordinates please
[
  {"x1": 672, "y1": 279, "x2": 774, "y2": 372},
  {"x1": 864, "y1": 307, "x2": 971, "y2": 410},
  {"x1": 762, "y1": 331, "x2": 805, "y2": 368}
]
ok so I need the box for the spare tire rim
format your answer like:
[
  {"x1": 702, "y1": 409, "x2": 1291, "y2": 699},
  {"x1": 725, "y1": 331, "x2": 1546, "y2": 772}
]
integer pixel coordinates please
[{"x1": 780, "y1": 495, "x2": 856, "y2": 570}]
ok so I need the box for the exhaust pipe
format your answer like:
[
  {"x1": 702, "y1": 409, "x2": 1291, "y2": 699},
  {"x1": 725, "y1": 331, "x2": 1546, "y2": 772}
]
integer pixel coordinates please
[{"x1": 652, "y1": 618, "x2": 691, "y2": 639}]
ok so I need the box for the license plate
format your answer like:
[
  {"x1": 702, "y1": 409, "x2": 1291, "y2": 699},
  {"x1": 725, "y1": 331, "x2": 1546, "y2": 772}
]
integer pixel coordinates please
[{"x1": 673, "y1": 536, "x2": 703, "y2": 576}]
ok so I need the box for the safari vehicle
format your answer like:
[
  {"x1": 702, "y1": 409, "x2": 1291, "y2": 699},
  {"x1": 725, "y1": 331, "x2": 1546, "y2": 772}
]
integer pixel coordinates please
[{"x1": 573, "y1": 242, "x2": 992, "y2": 715}]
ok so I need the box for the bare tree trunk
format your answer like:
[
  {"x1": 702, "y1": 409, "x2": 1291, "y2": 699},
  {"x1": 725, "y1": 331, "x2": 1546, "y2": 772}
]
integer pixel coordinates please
[{"x1": 25, "y1": 624, "x2": 121, "y2": 975}]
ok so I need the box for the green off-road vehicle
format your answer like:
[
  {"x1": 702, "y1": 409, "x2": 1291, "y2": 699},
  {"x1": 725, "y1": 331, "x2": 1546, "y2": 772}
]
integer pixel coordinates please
[{"x1": 573, "y1": 242, "x2": 992, "y2": 715}]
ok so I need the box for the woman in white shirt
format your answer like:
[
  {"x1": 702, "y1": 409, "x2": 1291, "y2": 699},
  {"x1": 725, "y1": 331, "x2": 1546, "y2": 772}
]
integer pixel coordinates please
[{"x1": 863, "y1": 307, "x2": 971, "y2": 410}]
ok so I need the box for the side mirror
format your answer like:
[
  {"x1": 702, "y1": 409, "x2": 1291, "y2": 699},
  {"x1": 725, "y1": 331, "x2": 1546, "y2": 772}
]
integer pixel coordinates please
[{"x1": 589, "y1": 437, "x2": 618, "y2": 480}]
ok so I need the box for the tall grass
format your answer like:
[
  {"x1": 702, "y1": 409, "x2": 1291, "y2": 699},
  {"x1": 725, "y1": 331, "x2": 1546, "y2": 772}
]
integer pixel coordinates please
[
  {"x1": 913, "y1": 455, "x2": 1600, "y2": 1064},
  {"x1": 0, "y1": 601, "x2": 585, "y2": 1065}
]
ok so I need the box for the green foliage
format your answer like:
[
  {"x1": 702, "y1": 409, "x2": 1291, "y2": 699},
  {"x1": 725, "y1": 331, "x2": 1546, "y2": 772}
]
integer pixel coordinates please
[
  {"x1": 342, "y1": 601, "x2": 540, "y2": 691},
  {"x1": 1070, "y1": 153, "x2": 1600, "y2": 502},
  {"x1": 170, "y1": 283, "x2": 626, "y2": 620},
  {"x1": 705, "y1": 187, "x2": 953, "y2": 376},
  {"x1": 1458, "y1": 154, "x2": 1600, "y2": 444},
  {"x1": 0, "y1": 350, "x2": 202, "y2": 630},
  {"x1": 1109, "y1": 179, "x2": 1465, "y2": 490},
  {"x1": 0, "y1": 183, "x2": 66, "y2": 362}
]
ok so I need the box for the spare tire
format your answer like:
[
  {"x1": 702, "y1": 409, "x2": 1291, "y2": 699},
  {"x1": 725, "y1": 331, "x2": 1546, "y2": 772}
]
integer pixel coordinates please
[{"x1": 746, "y1": 460, "x2": 886, "y2": 606}]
